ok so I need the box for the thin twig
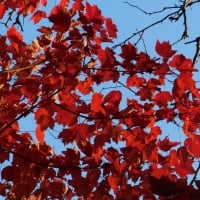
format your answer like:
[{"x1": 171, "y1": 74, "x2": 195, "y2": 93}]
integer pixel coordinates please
[
  {"x1": 0, "y1": 145, "x2": 100, "y2": 170},
  {"x1": 189, "y1": 162, "x2": 200, "y2": 186},
  {"x1": 112, "y1": 9, "x2": 181, "y2": 49},
  {"x1": 124, "y1": 2, "x2": 179, "y2": 15}
]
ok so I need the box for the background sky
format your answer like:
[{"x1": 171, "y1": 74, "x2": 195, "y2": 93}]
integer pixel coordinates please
[{"x1": 1, "y1": 0, "x2": 200, "y2": 198}]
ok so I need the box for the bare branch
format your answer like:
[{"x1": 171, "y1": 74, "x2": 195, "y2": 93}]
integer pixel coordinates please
[
  {"x1": 112, "y1": 9, "x2": 180, "y2": 49},
  {"x1": 0, "y1": 145, "x2": 100, "y2": 170},
  {"x1": 114, "y1": 1, "x2": 200, "y2": 49},
  {"x1": 124, "y1": 2, "x2": 179, "y2": 15},
  {"x1": 189, "y1": 162, "x2": 200, "y2": 186}
]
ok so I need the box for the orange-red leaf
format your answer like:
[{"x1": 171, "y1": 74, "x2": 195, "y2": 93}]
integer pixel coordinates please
[
  {"x1": 31, "y1": 10, "x2": 46, "y2": 24},
  {"x1": 107, "y1": 175, "x2": 120, "y2": 194},
  {"x1": 93, "y1": 147, "x2": 104, "y2": 163},
  {"x1": 0, "y1": 3, "x2": 6, "y2": 19},
  {"x1": 155, "y1": 40, "x2": 176, "y2": 62},
  {"x1": 7, "y1": 26, "x2": 23, "y2": 52},
  {"x1": 106, "y1": 18, "x2": 117, "y2": 38},
  {"x1": 7, "y1": 26, "x2": 23, "y2": 43},
  {"x1": 36, "y1": 125, "x2": 45, "y2": 144},
  {"x1": 127, "y1": 74, "x2": 146, "y2": 88},
  {"x1": 91, "y1": 93, "x2": 106, "y2": 115},
  {"x1": 77, "y1": 77, "x2": 93, "y2": 95},
  {"x1": 41, "y1": 0, "x2": 47, "y2": 6},
  {"x1": 154, "y1": 91, "x2": 172, "y2": 106},
  {"x1": 185, "y1": 135, "x2": 200, "y2": 157}
]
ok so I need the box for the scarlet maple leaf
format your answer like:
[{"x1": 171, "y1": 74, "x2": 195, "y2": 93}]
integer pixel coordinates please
[
  {"x1": 169, "y1": 54, "x2": 194, "y2": 71},
  {"x1": 0, "y1": 3, "x2": 5, "y2": 19},
  {"x1": 185, "y1": 135, "x2": 200, "y2": 157},
  {"x1": 120, "y1": 42, "x2": 137, "y2": 61},
  {"x1": 91, "y1": 93, "x2": 106, "y2": 115},
  {"x1": 85, "y1": 2, "x2": 103, "y2": 21},
  {"x1": 36, "y1": 125, "x2": 45, "y2": 144},
  {"x1": 107, "y1": 175, "x2": 120, "y2": 194},
  {"x1": 126, "y1": 74, "x2": 146, "y2": 88},
  {"x1": 153, "y1": 91, "x2": 172, "y2": 107},
  {"x1": 77, "y1": 77, "x2": 93, "y2": 95},
  {"x1": 7, "y1": 26, "x2": 24, "y2": 53},
  {"x1": 31, "y1": 10, "x2": 46, "y2": 24},
  {"x1": 158, "y1": 137, "x2": 180, "y2": 151},
  {"x1": 155, "y1": 40, "x2": 176, "y2": 62},
  {"x1": 105, "y1": 18, "x2": 118, "y2": 38},
  {"x1": 72, "y1": 1, "x2": 84, "y2": 12},
  {"x1": 103, "y1": 90, "x2": 122, "y2": 110},
  {"x1": 48, "y1": 6, "x2": 71, "y2": 32}
]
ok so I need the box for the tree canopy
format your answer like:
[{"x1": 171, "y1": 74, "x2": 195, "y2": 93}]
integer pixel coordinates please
[{"x1": 0, "y1": 0, "x2": 200, "y2": 199}]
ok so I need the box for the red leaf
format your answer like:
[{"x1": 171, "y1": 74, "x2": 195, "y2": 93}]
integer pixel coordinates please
[
  {"x1": 31, "y1": 10, "x2": 46, "y2": 24},
  {"x1": 127, "y1": 74, "x2": 146, "y2": 88},
  {"x1": 55, "y1": 108, "x2": 77, "y2": 126},
  {"x1": 41, "y1": 0, "x2": 47, "y2": 6},
  {"x1": 49, "y1": 6, "x2": 71, "y2": 32},
  {"x1": 107, "y1": 175, "x2": 120, "y2": 194},
  {"x1": 120, "y1": 42, "x2": 137, "y2": 61},
  {"x1": 0, "y1": 3, "x2": 6, "y2": 19},
  {"x1": 93, "y1": 147, "x2": 104, "y2": 163},
  {"x1": 91, "y1": 93, "x2": 106, "y2": 115},
  {"x1": 36, "y1": 125, "x2": 45, "y2": 144},
  {"x1": 59, "y1": 0, "x2": 69, "y2": 8},
  {"x1": 77, "y1": 77, "x2": 93, "y2": 95},
  {"x1": 37, "y1": 26, "x2": 51, "y2": 34},
  {"x1": 103, "y1": 90, "x2": 122, "y2": 108},
  {"x1": 105, "y1": 18, "x2": 117, "y2": 38},
  {"x1": 7, "y1": 26, "x2": 23, "y2": 52},
  {"x1": 153, "y1": 91, "x2": 172, "y2": 106},
  {"x1": 155, "y1": 40, "x2": 176, "y2": 62},
  {"x1": 158, "y1": 137, "x2": 180, "y2": 151},
  {"x1": 72, "y1": 1, "x2": 84, "y2": 12},
  {"x1": 85, "y1": 2, "x2": 103, "y2": 20},
  {"x1": 169, "y1": 54, "x2": 194, "y2": 71},
  {"x1": 185, "y1": 135, "x2": 200, "y2": 157}
]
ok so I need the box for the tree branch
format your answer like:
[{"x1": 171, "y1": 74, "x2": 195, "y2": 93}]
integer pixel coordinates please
[
  {"x1": 189, "y1": 162, "x2": 200, "y2": 186},
  {"x1": 0, "y1": 145, "x2": 100, "y2": 170}
]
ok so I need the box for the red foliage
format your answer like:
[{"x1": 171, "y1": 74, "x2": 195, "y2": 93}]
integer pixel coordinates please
[{"x1": 0, "y1": 0, "x2": 199, "y2": 199}]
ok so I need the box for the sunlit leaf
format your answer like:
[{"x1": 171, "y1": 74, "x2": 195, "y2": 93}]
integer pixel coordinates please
[
  {"x1": 31, "y1": 10, "x2": 46, "y2": 24},
  {"x1": 0, "y1": 3, "x2": 6, "y2": 19},
  {"x1": 36, "y1": 125, "x2": 45, "y2": 144},
  {"x1": 105, "y1": 18, "x2": 117, "y2": 38}
]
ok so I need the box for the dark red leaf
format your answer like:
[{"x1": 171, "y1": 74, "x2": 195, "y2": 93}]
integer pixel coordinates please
[
  {"x1": 105, "y1": 18, "x2": 117, "y2": 38},
  {"x1": 158, "y1": 137, "x2": 180, "y2": 151},
  {"x1": 48, "y1": 6, "x2": 71, "y2": 32},
  {"x1": 155, "y1": 40, "x2": 176, "y2": 62}
]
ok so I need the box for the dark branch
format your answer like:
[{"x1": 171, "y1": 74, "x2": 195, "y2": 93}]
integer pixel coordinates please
[
  {"x1": 0, "y1": 145, "x2": 100, "y2": 170},
  {"x1": 124, "y1": 2, "x2": 179, "y2": 15},
  {"x1": 189, "y1": 162, "x2": 200, "y2": 186}
]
